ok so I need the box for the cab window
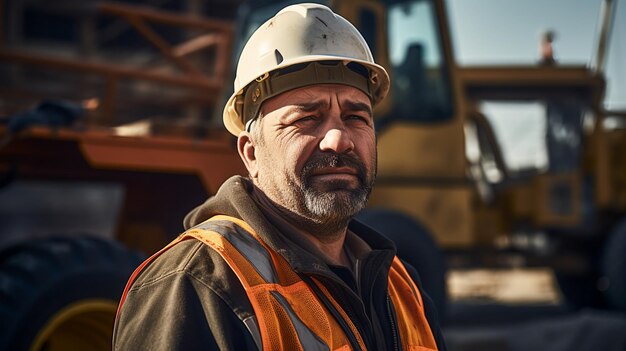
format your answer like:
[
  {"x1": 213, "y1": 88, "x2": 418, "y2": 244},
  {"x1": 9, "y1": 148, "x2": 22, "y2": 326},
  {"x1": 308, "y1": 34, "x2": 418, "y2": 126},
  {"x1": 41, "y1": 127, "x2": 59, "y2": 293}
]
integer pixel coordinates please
[{"x1": 387, "y1": 0, "x2": 454, "y2": 123}]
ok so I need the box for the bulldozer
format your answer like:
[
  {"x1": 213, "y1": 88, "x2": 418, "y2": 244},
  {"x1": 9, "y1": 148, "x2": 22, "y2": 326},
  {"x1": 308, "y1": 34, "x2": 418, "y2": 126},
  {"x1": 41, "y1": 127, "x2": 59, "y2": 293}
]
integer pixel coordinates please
[{"x1": 0, "y1": 0, "x2": 624, "y2": 349}]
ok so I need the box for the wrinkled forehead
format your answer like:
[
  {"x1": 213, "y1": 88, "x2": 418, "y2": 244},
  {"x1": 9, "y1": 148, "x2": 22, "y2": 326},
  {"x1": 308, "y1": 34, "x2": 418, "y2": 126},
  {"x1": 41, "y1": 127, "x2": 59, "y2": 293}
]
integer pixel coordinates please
[{"x1": 260, "y1": 84, "x2": 372, "y2": 115}]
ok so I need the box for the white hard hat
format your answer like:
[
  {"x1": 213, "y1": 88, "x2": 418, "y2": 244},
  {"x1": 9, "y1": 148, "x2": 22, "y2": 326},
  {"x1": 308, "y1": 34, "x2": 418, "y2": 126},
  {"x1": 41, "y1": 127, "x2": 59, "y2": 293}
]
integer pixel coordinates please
[{"x1": 223, "y1": 3, "x2": 390, "y2": 135}]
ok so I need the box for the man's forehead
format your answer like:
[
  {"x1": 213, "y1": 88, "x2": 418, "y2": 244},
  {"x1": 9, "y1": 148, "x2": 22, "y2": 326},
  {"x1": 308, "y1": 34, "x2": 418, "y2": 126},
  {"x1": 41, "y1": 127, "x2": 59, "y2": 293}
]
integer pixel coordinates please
[{"x1": 263, "y1": 84, "x2": 371, "y2": 111}]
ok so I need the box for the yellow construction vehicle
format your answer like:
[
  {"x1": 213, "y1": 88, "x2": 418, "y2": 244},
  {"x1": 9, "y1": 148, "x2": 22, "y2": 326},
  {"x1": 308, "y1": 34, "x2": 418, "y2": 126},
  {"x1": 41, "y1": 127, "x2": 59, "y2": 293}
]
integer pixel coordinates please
[{"x1": 0, "y1": 0, "x2": 623, "y2": 349}]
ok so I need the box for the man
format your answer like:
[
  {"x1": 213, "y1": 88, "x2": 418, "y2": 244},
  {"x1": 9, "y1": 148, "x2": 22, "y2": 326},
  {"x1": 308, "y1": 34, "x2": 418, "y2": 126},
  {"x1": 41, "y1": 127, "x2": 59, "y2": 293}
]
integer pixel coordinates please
[{"x1": 114, "y1": 3, "x2": 446, "y2": 350}]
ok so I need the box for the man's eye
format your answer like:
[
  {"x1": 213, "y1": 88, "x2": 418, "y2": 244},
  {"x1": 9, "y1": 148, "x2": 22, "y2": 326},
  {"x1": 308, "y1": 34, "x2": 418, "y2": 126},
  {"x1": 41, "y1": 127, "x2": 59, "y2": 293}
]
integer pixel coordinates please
[
  {"x1": 294, "y1": 115, "x2": 317, "y2": 124},
  {"x1": 347, "y1": 115, "x2": 369, "y2": 123}
]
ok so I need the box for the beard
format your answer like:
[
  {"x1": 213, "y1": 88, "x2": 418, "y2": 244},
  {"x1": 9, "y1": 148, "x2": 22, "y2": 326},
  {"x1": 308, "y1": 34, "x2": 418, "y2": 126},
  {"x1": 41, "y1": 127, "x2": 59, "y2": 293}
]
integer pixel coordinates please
[{"x1": 285, "y1": 152, "x2": 376, "y2": 238}]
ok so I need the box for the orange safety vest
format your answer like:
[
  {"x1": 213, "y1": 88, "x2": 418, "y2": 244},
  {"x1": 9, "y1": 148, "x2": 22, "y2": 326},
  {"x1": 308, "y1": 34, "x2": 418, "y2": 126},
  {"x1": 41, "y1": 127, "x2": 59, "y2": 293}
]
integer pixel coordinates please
[{"x1": 118, "y1": 215, "x2": 438, "y2": 351}]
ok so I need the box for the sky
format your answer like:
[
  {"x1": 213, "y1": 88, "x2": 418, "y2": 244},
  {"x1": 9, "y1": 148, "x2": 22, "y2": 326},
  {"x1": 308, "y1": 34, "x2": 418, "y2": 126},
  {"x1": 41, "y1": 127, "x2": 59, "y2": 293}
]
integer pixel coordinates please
[{"x1": 447, "y1": 0, "x2": 625, "y2": 110}]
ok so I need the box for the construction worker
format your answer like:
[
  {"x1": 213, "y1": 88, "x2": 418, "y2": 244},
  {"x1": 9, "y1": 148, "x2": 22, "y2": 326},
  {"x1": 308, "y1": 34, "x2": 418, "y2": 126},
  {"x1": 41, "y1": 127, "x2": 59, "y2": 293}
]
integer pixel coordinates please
[{"x1": 113, "y1": 3, "x2": 446, "y2": 350}]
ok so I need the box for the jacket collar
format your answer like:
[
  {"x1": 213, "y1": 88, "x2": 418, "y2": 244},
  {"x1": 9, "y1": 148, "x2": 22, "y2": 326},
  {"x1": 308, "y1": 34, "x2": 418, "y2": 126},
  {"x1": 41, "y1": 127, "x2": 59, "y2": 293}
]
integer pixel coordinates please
[{"x1": 184, "y1": 176, "x2": 397, "y2": 276}]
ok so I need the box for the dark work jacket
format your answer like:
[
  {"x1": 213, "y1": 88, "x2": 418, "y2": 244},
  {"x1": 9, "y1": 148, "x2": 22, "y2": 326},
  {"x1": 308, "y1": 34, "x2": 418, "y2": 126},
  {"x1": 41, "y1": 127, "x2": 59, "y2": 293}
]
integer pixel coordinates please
[{"x1": 113, "y1": 176, "x2": 446, "y2": 350}]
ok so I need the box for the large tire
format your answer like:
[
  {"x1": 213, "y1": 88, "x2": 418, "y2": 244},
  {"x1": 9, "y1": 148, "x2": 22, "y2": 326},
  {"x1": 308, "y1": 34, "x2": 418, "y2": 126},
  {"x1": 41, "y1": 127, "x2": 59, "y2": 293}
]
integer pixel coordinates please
[
  {"x1": 555, "y1": 270, "x2": 602, "y2": 310},
  {"x1": 602, "y1": 218, "x2": 626, "y2": 311},
  {"x1": 0, "y1": 237, "x2": 145, "y2": 351},
  {"x1": 355, "y1": 208, "x2": 447, "y2": 316}
]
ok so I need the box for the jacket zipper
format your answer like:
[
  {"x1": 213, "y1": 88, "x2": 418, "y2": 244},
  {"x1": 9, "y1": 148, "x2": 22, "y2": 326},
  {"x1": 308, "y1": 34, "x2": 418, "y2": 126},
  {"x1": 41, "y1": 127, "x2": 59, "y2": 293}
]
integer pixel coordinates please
[
  {"x1": 352, "y1": 258, "x2": 375, "y2": 349},
  {"x1": 355, "y1": 259, "x2": 362, "y2": 295},
  {"x1": 387, "y1": 294, "x2": 400, "y2": 351}
]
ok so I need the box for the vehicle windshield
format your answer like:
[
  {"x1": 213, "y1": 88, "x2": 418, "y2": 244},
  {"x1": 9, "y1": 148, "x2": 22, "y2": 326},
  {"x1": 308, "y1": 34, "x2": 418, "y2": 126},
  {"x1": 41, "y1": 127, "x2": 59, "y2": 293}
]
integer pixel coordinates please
[
  {"x1": 476, "y1": 99, "x2": 588, "y2": 176},
  {"x1": 386, "y1": 0, "x2": 454, "y2": 123}
]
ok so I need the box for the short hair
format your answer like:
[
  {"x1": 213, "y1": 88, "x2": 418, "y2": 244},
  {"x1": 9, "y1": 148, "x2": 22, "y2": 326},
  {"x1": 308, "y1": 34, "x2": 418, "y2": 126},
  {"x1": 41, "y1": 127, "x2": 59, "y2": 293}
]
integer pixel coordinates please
[{"x1": 247, "y1": 112, "x2": 264, "y2": 146}]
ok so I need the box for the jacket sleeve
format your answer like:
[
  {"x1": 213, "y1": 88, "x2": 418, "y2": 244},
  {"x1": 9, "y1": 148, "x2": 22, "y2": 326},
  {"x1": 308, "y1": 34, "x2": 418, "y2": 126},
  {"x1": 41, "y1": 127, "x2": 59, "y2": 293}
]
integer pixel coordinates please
[
  {"x1": 403, "y1": 260, "x2": 448, "y2": 351},
  {"x1": 113, "y1": 243, "x2": 259, "y2": 351}
]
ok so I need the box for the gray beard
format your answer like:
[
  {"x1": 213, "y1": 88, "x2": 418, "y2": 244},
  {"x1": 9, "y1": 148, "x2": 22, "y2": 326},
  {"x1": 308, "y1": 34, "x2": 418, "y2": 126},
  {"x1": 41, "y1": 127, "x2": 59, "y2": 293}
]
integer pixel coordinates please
[
  {"x1": 297, "y1": 182, "x2": 369, "y2": 231},
  {"x1": 260, "y1": 174, "x2": 371, "y2": 242},
  {"x1": 288, "y1": 153, "x2": 375, "y2": 241},
  {"x1": 256, "y1": 152, "x2": 376, "y2": 242},
  {"x1": 301, "y1": 187, "x2": 370, "y2": 239}
]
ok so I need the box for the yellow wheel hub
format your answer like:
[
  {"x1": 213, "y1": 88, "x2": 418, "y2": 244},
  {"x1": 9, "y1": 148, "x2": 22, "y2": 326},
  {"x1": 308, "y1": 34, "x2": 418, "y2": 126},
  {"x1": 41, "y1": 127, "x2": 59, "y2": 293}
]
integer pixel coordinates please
[{"x1": 30, "y1": 299, "x2": 118, "y2": 351}]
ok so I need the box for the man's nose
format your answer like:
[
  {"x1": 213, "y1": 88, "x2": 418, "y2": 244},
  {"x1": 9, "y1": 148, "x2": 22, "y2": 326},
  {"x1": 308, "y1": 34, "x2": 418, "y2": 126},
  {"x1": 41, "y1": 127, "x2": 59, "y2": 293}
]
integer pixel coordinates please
[{"x1": 319, "y1": 127, "x2": 354, "y2": 154}]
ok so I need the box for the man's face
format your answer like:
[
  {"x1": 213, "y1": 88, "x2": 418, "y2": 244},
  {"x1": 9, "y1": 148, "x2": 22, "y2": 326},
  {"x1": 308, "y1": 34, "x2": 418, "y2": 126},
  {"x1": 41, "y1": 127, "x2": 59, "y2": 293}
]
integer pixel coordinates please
[{"x1": 240, "y1": 84, "x2": 377, "y2": 232}]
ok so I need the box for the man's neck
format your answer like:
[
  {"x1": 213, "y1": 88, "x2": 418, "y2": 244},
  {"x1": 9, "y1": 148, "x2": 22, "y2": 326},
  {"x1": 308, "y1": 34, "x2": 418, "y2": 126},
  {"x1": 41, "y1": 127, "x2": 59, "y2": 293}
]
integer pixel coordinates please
[{"x1": 295, "y1": 226, "x2": 350, "y2": 267}]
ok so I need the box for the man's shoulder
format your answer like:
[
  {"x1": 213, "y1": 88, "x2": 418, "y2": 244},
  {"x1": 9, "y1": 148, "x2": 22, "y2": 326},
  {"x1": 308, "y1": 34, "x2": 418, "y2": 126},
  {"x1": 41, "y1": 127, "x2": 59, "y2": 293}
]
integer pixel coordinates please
[
  {"x1": 114, "y1": 235, "x2": 257, "y2": 351},
  {"x1": 130, "y1": 238, "x2": 233, "y2": 291}
]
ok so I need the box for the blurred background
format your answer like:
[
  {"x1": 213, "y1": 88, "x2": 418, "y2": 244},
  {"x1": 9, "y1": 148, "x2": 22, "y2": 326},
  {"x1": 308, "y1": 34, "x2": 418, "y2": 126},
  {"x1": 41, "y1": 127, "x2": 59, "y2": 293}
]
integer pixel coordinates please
[{"x1": 0, "y1": 0, "x2": 625, "y2": 350}]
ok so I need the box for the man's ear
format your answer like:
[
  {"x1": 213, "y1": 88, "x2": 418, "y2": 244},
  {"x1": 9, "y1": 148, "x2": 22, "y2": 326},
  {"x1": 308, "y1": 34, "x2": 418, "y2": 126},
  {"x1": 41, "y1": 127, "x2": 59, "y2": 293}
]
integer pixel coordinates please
[{"x1": 237, "y1": 131, "x2": 259, "y2": 178}]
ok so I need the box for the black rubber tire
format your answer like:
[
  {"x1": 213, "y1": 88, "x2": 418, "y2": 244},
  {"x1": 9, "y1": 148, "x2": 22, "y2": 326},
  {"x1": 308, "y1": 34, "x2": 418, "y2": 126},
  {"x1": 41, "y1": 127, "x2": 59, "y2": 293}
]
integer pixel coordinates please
[
  {"x1": 355, "y1": 208, "x2": 447, "y2": 316},
  {"x1": 0, "y1": 237, "x2": 145, "y2": 351},
  {"x1": 555, "y1": 271, "x2": 602, "y2": 310},
  {"x1": 602, "y1": 218, "x2": 626, "y2": 311}
]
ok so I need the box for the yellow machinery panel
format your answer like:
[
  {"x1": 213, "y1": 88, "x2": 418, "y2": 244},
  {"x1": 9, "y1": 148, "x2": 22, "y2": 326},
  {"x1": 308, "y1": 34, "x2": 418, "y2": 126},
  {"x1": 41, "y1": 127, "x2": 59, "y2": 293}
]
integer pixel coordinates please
[
  {"x1": 595, "y1": 127, "x2": 626, "y2": 209},
  {"x1": 532, "y1": 172, "x2": 582, "y2": 227},
  {"x1": 368, "y1": 184, "x2": 474, "y2": 247},
  {"x1": 377, "y1": 121, "x2": 466, "y2": 179}
]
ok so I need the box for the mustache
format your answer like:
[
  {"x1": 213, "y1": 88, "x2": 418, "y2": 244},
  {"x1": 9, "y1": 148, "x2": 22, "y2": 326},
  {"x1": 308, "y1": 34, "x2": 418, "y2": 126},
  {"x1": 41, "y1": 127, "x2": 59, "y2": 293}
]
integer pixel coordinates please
[{"x1": 300, "y1": 153, "x2": 367, "y2": 184}]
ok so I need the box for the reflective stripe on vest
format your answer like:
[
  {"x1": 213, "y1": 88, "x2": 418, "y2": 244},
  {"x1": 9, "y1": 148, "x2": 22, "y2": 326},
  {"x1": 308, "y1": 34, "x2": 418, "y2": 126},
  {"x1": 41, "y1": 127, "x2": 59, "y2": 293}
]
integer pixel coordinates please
[{"x1": 117, "y1": 215, "x2": 438, "y2": 350}]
